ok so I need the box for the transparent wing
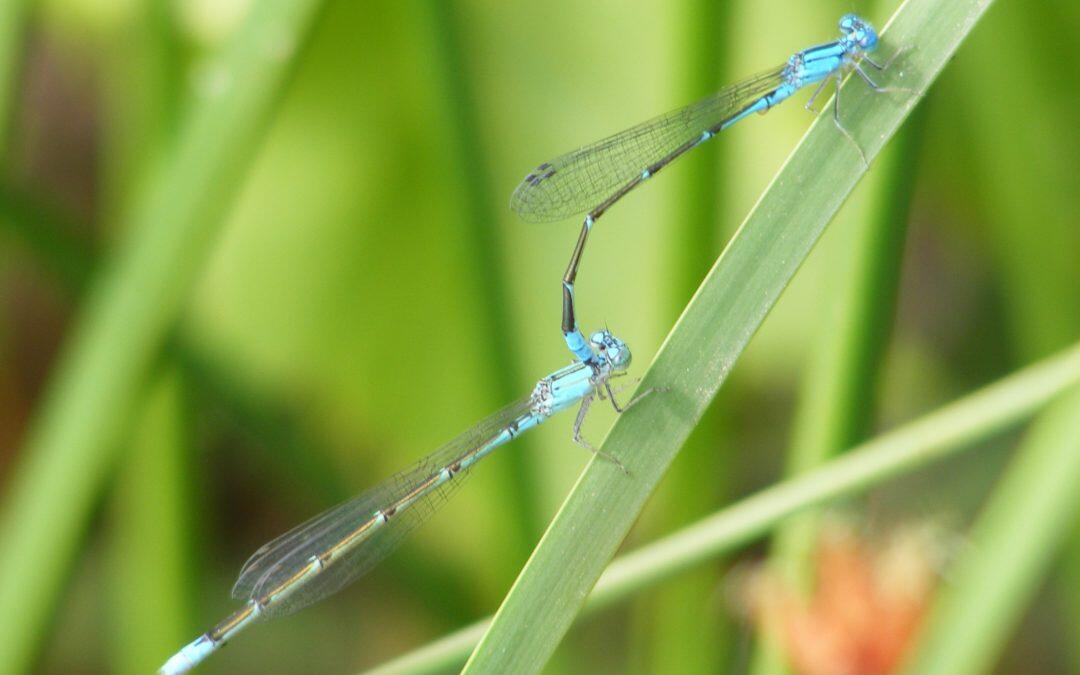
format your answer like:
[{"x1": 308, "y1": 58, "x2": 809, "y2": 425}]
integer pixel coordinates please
[
  {"x1": 510, "y1": 66, "x2": 786, "y2": 222},
  {"x1": 231, "y1": 395, "x2": 536, "y2": 618}
]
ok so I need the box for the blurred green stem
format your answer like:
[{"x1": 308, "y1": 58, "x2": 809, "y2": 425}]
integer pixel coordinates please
[
  {"x1": 954, "y1": 6, "x2": 1080, "y2": 668},
  {"x1": 900, "y1": 384, "x2": 1080, "y2": 675},
  {"x1": 100, "y1": 3, "x2": 186, "y2": 672},
  {"x1": 0, "y1": 2, "x2": 326, "y2": 671},
  {"x1": 958, "y1": 2, "x2": 1079, "y2": 360},
  {"x1": 108, "y1": 369, "x2": 191, "y2": 674},
  {"x1": 366, "y1": 341, "x2": 1080, "y2": 675},
  {"x1": 419, "y1": 0, "x2": 540, "y2": 560}
]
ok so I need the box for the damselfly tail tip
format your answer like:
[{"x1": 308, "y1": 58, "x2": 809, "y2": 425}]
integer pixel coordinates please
[{"x1": 159, "y1": 634, "x2": 217, "y2": 675}]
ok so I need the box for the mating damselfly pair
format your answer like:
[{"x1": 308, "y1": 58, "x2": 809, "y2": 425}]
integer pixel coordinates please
[{"x1": 162, "y1": 13, "x2": 897, "y2": 673}]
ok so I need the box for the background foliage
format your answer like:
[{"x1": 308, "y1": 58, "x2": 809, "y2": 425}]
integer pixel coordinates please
[{"x1": 0, "y1": 0, "x2": 1076, "y2": 673}]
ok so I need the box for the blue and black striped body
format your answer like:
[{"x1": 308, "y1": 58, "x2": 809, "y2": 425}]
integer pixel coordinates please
[
  {"x1": 160, "y1": 330, "x2": 633, "y2": 674},
  {"x1": 509, "y1": 14, "x2": 881, "y2": 362}
]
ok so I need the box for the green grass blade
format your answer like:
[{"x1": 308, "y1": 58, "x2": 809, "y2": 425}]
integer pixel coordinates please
[
  {"x1": 419, "y1": 0, "x2": 542, "y2": 557},
  {"x1": 100, "y1": 4, "x2": 187, "y2": 673},
  {"x1": 366, "y1": 341, "x2": 1080, "y2": 675},
  {"x1": 0, "y1": 3, "x2": 326, "y2": 672},
  {"x1": 901, "y1": 384, "x2": 1080, "y2": 675},
  {"x1": 107, "y1": 369, "x2": 191, "y2": 674},
  {"x1": 956, "y1": 1, "x2": 1080, "y2": 359},
  {"x1": 462, "y1": 0, "x2": 994, "y2": 671}
]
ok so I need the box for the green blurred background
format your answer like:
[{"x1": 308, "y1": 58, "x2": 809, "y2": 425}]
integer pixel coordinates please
[{"x1": 0, "y1": 0, "x2": 1076, "y2": 673}]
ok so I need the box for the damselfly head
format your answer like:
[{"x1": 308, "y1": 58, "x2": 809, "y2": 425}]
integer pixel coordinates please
[
  {"x1": 839, "y1": 13, "x2": 878, "y2": 52},
  {"x1": 590, "y1": 330, "x2": 631, "y2": 371}
]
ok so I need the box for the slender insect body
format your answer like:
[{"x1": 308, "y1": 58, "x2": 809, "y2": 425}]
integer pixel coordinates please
[
  {"x1": 509, "y1": 14, "x2": 891, "y2": 364},
  {"x1": 161, "y1": 328, "x2": 638, "y2": 674}
]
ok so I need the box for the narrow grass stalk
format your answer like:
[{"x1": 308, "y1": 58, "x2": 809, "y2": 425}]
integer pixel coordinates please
[
  {"x1": 420, "y1": 0, "x2": 541, "y2": 557},
  {"x1": 0, "y1": 3, "x2": 326, "y2": 672},
  {"x1": 366, "y1": 341, "x2": 1080, "y2": 675},
  {"x1": 951, "y1": 5, "x2": 1080, "y2": 665},
  {"x1": 958, "y1": 1, "x2": 1080, "y2": 359},
  {"x1": 107, "y1": 369, "x2": 191, "y2": 674},
  {"x1": 901, "y1": 384, "x2": 1080, "y2": 674},
  {"x1": 100, "y1": 5, "x2": 186, "y2": 673},
  {"x1": 461, "y1": 0, "x2": 994, "y2": 672}
]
